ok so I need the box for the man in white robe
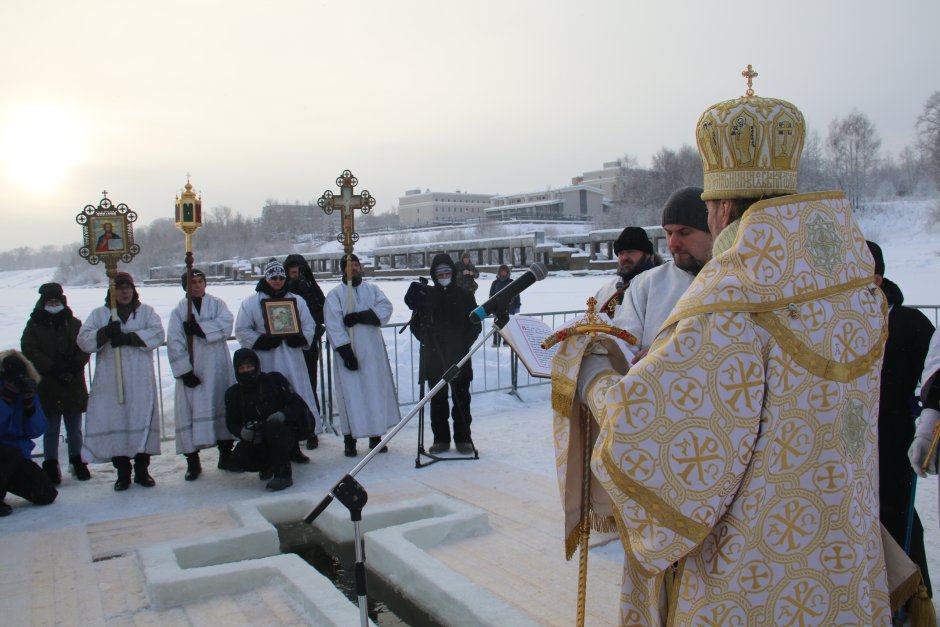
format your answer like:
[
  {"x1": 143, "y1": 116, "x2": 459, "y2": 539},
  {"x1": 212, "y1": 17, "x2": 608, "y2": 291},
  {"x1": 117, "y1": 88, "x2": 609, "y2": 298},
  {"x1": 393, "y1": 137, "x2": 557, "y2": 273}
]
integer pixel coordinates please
[
  {"x1": 594, "y1": 227, "x2": 661, "y2": 319},
  {"x1": 167, "y1": 269, "x2": 236, "y2": 480},
  {"x1": 325, "y1": 254, "x2": 401, "y2": 457},
  {"x1": 235, "y1": 260, "x2": 318, "y2": 458},
  {"x1": 77, "y1": 272, "x2": 165, "y2": 491}
]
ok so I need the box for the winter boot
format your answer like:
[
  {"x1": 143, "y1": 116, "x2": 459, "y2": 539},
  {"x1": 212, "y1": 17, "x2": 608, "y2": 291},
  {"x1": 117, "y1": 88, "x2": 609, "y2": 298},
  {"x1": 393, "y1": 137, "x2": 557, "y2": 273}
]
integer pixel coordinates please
[
  {"x1": 265, "y1": 465, "x2": 293, "y2": 492},
  {"x1": 42, "y1": 460, "x2": 62, "y2": 485},
  {"x1": 217, "y1": 440, "x2": 234, "y2": 470},
  {"x1": 184, "y1": 452, "x2": 202, "y2": 481},
  {"x1": 133, "y1": 453, "x2": 156, "y2": 487},
  {"x1": 306, "y1": 435, "x2": 319, "y2": 450},
  {"x1": 113, "y1": 456, "x2": 132, "y2": 491},
  {"x1": 369, "y1": 436, "x2": 388, "y2": 453},
  {"x1": 70, "y1": 455, "x2": 91, "y2": 481},
  {"x1": 289, "y1": 443, "x2": 310, "y2": 464},
  {"x1": 344, "y1": 434, "x2": 358, "y2": 457}
]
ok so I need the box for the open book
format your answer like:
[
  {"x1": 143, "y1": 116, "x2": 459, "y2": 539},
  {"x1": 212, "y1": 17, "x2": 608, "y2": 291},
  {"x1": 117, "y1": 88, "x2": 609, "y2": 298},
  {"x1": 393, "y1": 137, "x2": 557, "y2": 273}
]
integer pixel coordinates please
[{"x1": 497, "y1": 316, "x2": 558, "y2": 378}]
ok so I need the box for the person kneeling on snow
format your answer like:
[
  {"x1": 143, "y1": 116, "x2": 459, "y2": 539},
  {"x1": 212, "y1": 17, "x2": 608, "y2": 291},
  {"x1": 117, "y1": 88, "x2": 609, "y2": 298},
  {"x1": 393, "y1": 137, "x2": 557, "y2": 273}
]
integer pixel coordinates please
[
  {"x1": 0, "y1": 351, "x2": 57, "y2": 516},
  {"x1": 224, "y1": 349, "x2": 311, "y2": 492}
]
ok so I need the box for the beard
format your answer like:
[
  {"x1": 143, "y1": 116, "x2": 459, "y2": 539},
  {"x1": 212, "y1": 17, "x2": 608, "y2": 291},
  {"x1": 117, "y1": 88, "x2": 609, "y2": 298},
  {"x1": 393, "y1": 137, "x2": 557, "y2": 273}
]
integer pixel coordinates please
[{"x1": 672, "y1": 252, "x2": 705, "y2": 275}]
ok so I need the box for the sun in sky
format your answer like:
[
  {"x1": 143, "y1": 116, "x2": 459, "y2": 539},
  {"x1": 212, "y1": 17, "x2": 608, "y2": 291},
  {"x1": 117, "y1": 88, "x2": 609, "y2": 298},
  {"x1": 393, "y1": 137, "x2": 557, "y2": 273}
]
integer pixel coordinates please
[{"x1": 0, "y1": 103, "x2": 85, "y2": 194}]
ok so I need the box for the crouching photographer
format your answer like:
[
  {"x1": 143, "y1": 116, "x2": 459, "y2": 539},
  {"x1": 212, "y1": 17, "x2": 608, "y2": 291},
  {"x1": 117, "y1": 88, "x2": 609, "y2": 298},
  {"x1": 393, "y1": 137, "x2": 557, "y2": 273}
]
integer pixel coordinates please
[
  {"x1": 224, "y1": 348, "x2": 311, "y2": 492},
  {"x1": 404, "y1": 254, "x2": 481, "y2": 455},
  {"x1": 0, "y1": 351, "x2": 58, "y2": 516}
]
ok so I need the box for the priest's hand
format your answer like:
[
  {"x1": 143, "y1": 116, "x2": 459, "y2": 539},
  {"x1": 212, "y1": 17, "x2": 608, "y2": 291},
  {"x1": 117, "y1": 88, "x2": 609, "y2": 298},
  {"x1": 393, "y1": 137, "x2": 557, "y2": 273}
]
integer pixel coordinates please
[
  {"x1": 285, "y1": 334, "x2": 306, "y2": 348},
  {"x1": 336, "y1": 344, "x2": 358, "y2": 371},
  {"x1": 909, "y1": 408, "x2": 940, "y2": 477},
  {"x1": 180, "y1": 371, "x2": 201, "y2": 388},
  {"x1": 253, "y1": 334, "x2": 282, "y2": 351},
  {"x1": 183, "y1": 320, "x2": 206, "y2": 338},
  {"x1": 104, "y1": 320, "x2": 123, "y2": 339}
]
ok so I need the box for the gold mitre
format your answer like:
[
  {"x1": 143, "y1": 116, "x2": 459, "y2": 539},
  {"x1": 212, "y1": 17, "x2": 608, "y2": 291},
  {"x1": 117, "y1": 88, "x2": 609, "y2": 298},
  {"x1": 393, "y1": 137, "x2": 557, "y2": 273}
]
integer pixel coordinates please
[{"x1": 696, "y1": 64, "x2": 805, "y2": 201}]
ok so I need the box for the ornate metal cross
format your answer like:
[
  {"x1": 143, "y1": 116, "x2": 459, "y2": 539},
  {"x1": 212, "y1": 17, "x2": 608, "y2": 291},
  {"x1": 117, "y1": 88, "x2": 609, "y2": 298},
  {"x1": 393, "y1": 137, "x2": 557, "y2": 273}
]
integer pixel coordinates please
[
  {"x1": 317, "y1": 169, "x2": 376, "y2": 262},
  {"x1": 741, "y1": 63, "x2": 758, "y2": 97}
]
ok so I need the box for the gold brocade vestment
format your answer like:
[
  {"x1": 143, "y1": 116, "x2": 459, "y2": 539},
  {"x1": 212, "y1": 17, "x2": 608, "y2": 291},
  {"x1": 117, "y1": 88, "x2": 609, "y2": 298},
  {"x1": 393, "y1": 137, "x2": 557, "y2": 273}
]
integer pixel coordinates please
[{"x1": 593, "y1": 192, "x2": 891, "y2": 625}]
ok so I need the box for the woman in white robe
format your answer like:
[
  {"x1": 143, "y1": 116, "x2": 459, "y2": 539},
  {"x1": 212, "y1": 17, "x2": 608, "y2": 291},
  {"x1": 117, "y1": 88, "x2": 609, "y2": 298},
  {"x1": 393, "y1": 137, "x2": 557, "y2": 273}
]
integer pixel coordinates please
[
  {"x1": 325, "y1": 264, "x2": 401, "y2": 455},
  {"x1": 167, "y1": 270, "x2": 235, "y2": 480},
  {"x1": 77, "y1": 273, "x2": 165, "y2": 490}
]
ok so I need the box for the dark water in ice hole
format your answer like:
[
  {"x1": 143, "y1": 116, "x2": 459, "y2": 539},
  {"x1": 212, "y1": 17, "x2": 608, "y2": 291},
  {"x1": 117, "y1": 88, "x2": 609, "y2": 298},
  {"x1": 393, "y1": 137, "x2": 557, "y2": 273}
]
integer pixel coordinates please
[{"x1": 278, "y1": 521, "x2": 446, "y2": 627}]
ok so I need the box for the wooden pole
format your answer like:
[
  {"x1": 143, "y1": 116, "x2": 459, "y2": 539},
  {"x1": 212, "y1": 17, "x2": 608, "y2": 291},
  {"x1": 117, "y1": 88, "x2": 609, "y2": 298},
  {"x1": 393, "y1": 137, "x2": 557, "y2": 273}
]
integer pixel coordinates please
[
  {"x1": 106, "y1": 262, "x2": 125, "y2": 404},
  {"x1": 575, "y1": 406, "x2": 592, "y2": 627},
  {"x1": 184, "y1": 234, "x2": 194, "y2": 366}
]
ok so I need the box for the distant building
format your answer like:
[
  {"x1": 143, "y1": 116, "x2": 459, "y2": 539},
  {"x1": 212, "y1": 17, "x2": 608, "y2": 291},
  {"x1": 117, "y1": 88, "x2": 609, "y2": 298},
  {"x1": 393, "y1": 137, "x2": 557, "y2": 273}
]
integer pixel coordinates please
[
  {"x1": 485, "y1": 185, "x2": 605, "y2": 221},
  {"x1": 398, "y1": 189, "x2": 496, "y2": 226}
]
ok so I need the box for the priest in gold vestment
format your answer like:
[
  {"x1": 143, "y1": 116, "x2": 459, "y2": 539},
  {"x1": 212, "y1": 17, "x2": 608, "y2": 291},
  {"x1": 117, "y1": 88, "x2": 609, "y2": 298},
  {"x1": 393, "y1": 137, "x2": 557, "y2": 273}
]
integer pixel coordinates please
[{"x1": 588, "y1": 71, "x2": 891, "y2": 625}]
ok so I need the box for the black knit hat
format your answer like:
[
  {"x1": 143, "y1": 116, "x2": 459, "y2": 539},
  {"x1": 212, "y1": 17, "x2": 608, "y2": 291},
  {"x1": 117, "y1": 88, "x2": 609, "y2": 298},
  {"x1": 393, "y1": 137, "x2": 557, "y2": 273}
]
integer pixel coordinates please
[
  {"x1": 662, "y1": 186, "x2": 709, "y2": 233},
  {"x1": 38, "y1": 282, "x2": 65, "y2": 305},
  {"x1": 614, "y1": 227, "x2": 653, "y2": 255},
  {"x1": 180, "y1": 268, "x2": 206, "y2": 291},
  {"x1": 340, "y1": 253, "x2": 360, "y2": 272},
  {"x1": 866, "y1": 241, "x2": 885, "y2": 277}
]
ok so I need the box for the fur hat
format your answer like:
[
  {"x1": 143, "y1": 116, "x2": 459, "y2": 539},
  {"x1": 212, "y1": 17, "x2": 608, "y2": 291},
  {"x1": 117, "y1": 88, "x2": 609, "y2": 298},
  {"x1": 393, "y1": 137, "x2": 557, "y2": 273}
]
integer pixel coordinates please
[
  {"x1": 264, "y1": 259, "x2": 286, "y2": 280},
  {"x1": 866, "y1": 241, "x2": 885, "y2": 277},
  {"x1": 38, "y1": 282, "x2": 66, "y2": 306},
  {"x1": 662, "y1": 186, "x2": 709, "y2": 233},
  {"x1": 0, "y1": 349, "x2": 40, "y2": 382},
  {"x1": 180, "y1": 268, "x2": 206, "y2": 291},
  {"x1": 497, "y1": 264, "x2": 511, "y2": 276},
  {"x1": 614, "y1": 227, "x2": 653, "y2": 255}
]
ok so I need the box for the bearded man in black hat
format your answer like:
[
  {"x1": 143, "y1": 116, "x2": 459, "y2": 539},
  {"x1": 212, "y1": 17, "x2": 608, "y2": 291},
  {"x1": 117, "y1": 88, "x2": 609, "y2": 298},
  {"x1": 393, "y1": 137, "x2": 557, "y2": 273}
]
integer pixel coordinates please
[
  {"x1": 595, "y1": 226, "x2": 661, "y2": 318},
  {"x1": 20, "y1": 282, "x2": 91, "y2": 484},
  {"x1": 77, "y1": 272, "x2": 165, "y2": 491},
  {"x1": 167, "y1": 269, "x2": 236, "y2": 481}
]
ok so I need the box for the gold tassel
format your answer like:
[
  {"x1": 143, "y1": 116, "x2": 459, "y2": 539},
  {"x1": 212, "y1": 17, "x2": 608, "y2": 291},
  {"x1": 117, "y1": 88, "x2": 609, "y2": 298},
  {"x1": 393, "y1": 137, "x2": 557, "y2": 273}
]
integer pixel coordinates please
[{"x1": 908, "y1": 582, "x2": 936, "y2": 627}]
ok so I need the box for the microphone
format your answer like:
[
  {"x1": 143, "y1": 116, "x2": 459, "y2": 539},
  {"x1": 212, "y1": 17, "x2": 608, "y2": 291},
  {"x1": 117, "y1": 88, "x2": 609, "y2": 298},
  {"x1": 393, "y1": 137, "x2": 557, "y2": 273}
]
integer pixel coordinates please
[{"x1": 469, "y1": 262, "x2": 548, "y2": 322}]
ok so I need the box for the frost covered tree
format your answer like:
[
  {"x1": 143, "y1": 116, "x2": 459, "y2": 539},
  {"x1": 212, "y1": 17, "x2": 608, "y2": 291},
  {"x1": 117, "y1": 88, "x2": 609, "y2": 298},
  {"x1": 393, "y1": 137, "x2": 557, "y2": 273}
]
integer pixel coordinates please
[
  {"x1": 826, "y1": 110, "x2": 881, "y2": 209},
  {"x1": 917, "y1": 91, "x2": 940, "y2": 189}
]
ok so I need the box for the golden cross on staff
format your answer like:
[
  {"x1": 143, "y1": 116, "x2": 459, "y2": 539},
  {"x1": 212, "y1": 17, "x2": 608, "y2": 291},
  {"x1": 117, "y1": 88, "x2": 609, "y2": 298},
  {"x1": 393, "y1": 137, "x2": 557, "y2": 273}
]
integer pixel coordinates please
[
  {"x1": 742, "y1": 63, "x2": 759, "y2": 97},
  {"x1": 317, "y1": 170, "x2": 376, "y2": 348}
]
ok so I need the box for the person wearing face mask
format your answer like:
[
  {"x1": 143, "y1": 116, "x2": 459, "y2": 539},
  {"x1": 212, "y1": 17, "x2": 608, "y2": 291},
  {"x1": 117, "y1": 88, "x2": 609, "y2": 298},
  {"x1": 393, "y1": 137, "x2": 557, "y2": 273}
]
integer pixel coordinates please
[
  {"x1": 77, "y1": 272, "x2": 165, "y2": 491},
  {"x1": 224, "y1": 349, "x2": 309, "y2": 491},
  {"x1": 20, "y1": 283, "x2": 91, "y2": 484},
  {"x1": 234, "y1": 259, "x2": 316, "y2": 461},
  {"x1": 404, "y1": 253, "x2": 481, "y2": 454},
  {"x1": 324, "y1": 254, "x2": 401, "y2": 457}
]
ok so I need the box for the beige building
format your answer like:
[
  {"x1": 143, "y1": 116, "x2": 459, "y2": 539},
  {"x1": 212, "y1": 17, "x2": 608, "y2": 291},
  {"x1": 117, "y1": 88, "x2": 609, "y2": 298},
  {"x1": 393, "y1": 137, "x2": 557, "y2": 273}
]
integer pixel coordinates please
[
  {"x1": 485, "y1": 184, "x2": 605, "y2": 221},
  {"x1": 398, "y1": 189, "x2": 495, "y2": 226}
]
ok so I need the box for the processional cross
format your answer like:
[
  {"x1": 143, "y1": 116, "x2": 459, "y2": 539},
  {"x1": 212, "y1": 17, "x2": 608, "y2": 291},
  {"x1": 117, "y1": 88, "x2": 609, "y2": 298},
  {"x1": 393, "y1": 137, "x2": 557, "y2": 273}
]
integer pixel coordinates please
[
  {"x1": 318, "y1": 170, "x2": 376, "y2": 347},
  {"x1": 742, "y1": 63, "x2": 758, "y2": 97}
]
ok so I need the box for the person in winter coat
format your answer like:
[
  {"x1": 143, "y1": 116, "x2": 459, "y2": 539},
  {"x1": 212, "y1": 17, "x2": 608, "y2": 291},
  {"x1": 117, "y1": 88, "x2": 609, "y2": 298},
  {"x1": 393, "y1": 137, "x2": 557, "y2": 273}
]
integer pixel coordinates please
[
  {"x1": 167, "y1": 269, "x2": 236, "y2": 481},
  {"x1": 77, "y1": 272, "x2": 165, "y2": 491},
  {"x1": 0, "y1": 351, "x2": 57, "y2": 516},
  {"x1": 488, "y1": 265, "x2": 521, "y2": 347},
  {"x1": 405, "y1": 253, "x2": 482, "y2": 454},
  {"x1": 20, "y1": 283, "x2": 91, "y2": 484},
  {"x1": 325, "y1": 253, "x2": 401, "y2": 457},
  {"x1": 224, "y1": 348, "x2": 310, "y2": 491},
  {"x1": 283, "y1": 254, "x2": 326, "y2": 451},
  {"x1": 454, "y1": 252, "x2": 480, "y2": 294},
  {"x1": 867, "y1": 241, "x2": 934, "y2": 596},
  {"x1": 234, "y1": 259, "x2": 316, "y2": 464}
]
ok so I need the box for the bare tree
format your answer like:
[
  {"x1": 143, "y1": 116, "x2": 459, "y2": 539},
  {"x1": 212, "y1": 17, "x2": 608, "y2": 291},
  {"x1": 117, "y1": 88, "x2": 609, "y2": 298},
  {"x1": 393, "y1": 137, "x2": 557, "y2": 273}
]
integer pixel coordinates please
[
  {"x1": 917, "y1": 91, "x2": 940, "y2": 189},
  {"x1": 826, "y1": 110, "x2": 882, "y2": 209},
  {"x1": 798, "y1": 130, "x2": 834, "y2": 192}
]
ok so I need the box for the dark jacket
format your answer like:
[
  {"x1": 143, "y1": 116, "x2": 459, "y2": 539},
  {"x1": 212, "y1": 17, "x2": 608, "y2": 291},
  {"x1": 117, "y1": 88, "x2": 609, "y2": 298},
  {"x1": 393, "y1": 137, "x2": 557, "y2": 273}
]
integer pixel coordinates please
[
  {"x1": 225, "y1": 371, "x2": 311, "y2": 440},
  {"x1": 20, "y1": 303, "x2": 89, "y2": 416},
  {"x1": 488, "y1": 276, "x2": 521, "y2": 314},
  {"x1": 454, "y1": 255, "x2": 480, "y2": 293},
  {"x1": 408, "y1": 253, "x2": 481, "y2": 383},
  {"x1": 284, "y1": 254, "x2": 326, "y2": 343}
]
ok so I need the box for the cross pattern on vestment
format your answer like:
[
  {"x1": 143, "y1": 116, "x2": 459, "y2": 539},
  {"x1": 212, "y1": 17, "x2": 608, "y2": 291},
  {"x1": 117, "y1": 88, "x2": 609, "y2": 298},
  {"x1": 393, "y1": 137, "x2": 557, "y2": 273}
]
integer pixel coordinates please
[
  {"x1": 673, "y1": 431, "x2": 722, "y2": 484},
  {"x1": 767, "y1": 500, "x2": 814, "y2": 552},
  {"x1": 741, "y1": 63, "x2": 758, "y2": 97},
  {"x1": 317, "y1": 169, "x2": 376, "y2": 264},
  {"x1": 814, "y1": 464, "x2": 846, "y2": 491},
  {"x1": 779, "y1": 581, "x2": 825, "y2": 624}
]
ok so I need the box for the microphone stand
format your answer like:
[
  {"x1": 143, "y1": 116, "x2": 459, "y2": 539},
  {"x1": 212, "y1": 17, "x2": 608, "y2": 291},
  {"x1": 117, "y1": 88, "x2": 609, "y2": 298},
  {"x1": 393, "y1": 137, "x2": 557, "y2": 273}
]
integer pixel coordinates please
[{"x1": 303, "y1": 318, "x2": 504, "y2": 627}]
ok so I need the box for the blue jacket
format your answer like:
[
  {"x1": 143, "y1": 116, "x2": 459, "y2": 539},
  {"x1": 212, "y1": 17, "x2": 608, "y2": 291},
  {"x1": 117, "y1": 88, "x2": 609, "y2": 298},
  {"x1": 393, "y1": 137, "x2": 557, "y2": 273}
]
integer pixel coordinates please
[{"x1": 0, "y1": 379, "x2": 46, "y2": 459}]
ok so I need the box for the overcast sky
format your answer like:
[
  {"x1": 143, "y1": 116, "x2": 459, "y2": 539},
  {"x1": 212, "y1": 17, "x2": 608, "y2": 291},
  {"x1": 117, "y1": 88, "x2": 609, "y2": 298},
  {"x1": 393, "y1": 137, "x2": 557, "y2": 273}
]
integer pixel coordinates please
[{"x1": 1, "y1": 0, "x2": 938, "y2": 253}]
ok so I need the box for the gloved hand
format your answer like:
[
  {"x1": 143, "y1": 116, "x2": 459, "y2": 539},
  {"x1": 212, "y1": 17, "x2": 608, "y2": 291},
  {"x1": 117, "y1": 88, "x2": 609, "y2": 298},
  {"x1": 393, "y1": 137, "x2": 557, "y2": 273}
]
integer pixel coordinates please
[
  {"x1": 240, "y1": 421, "x2": 263, "y2": 443},
  {"x1": 266, "y1": 411, "x2": 286, "y2": 424},
  {"x1": 183, "y1": 320, "x2": 206, "y2": 338},
  {"x1": 104, "y1": 320, "x2": 123, "y2": 339},
  {"x1": 314, "y1": 324, "x2": 326, "y2": 343},
  {"x1": 336, "y1": 344, "x2": 358, "y2": 371},
  {"x1": 358, "y1": 309, "x2": 382, "y2": 326},
  {"x1": 909, "y1": 408, "x2": 940, "y2": 477},
  {"x1": 180, "y1": 371, "x2": 201, "y2": 388},
  {"x1": 252, "y1": 334, "x2": 283, "y2": 351},
  {"x1": 110, "y1": 333, "x2": 131, "y2": 348},
  {"x1": 285, "y1": 334, "x2": 307, "y2": 348},
  {"x1": 1, "y1": 380, "x2": 18, "y2": 405},
  {"x1": 343, "y1": 312, "x2": 362, "y2": 327},
  {"x1": 17, "y1": 377, "x2": 37, "y2": 398}
]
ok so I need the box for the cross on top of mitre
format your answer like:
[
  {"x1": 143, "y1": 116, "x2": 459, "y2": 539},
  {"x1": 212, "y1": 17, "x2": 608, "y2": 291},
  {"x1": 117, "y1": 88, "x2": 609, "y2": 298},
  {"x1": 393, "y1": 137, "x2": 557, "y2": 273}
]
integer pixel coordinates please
[
  {"x1": 741, "y1": 63, "x2": 758, "y2": 97},
  {"x1": 317, "y1": 169, "x2": 376, "y2": 255}
]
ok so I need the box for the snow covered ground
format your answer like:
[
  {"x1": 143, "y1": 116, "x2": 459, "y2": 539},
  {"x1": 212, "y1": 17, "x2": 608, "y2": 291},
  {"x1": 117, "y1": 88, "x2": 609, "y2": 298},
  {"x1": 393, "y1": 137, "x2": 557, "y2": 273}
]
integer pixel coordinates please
[{"x1": 1, "y1": 198, "x2": 939, "y2": 613}]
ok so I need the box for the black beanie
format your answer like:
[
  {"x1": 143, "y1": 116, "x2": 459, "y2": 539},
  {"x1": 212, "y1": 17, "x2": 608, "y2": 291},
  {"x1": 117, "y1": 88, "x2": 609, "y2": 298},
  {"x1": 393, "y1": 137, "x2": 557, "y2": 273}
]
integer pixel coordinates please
[
  {"x1": 180, "y1": 268, "x2": 207, "y2": 290},
  {"x1": 866, "y1": 241, "x2": 885, "y2": 276},
  {"x1": 340, "y1": 253, "x2": 360, "y2": 272},
  {"x1": 662, "y1": 186, "x2": 709, "y2": 233},
  {"x1": 614, "y1": 227, "x2": 653, "y2": 255},
  {"x1": 38, "y1": 282, "x2": 65, "y2": 305}
]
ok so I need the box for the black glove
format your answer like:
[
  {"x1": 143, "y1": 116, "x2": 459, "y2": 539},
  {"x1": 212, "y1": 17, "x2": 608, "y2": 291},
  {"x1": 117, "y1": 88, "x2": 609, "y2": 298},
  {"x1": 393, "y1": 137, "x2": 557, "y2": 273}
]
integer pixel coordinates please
[
  {"x1": 285, "y1": 334, "x2": 307, "y2": 348},
  {"x1": 125, "y1": 333, "x2": 145, "y2": 347},
  {"x1": 183, "y1": 320, "x2": 206, "y2": 338},
  {"x1": 314, "y1": 324, "x2": 326, "y2": 343},
  {"x1": 253, "y1": 334, "x2": 283, "y2": 350},
  {"x1": 357, "y1": 309, "x2": 382, "y2": 326},
  {"x1": 104, "y1": 320, "x2": 123, "y2": 339},
  {"x1": 180, "y1": 371, "x2": 201, "y2": 388},
  {"x1": 240, "y1": 421, "x2": 263, "y2": 443},
  {"x1": 110, "y1": 333, "x2": 130, "y2": 348},
  {"x1": 51, "y1": 363, "x2": 74, "y2": 385},
  {"x1": 404, "y1": 279, "x2": 432, "y2": 310},
  {"x1": 336, "y1": 344, "x2": 358, "y2": 371}
]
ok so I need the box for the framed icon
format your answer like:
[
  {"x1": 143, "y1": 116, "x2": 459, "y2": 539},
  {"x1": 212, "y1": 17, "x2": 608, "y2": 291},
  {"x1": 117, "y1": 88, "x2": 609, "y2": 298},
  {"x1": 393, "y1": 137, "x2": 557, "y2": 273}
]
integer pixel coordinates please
[
  {"x1": 92, "y1": 218, "x2": 127, "y2": 253},
  {"x1": 263, "y1": 298, "x2": 301, "y2": 336},
  {"x1": 76, "y1": 194, "x2": 139, "y2": 266}
]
